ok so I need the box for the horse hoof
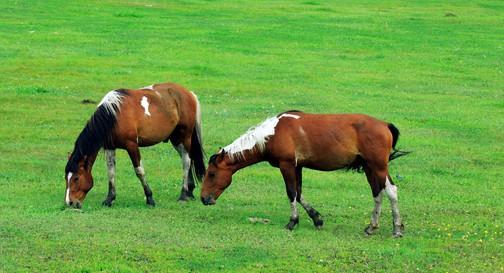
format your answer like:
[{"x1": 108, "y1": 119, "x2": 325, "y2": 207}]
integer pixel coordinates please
[
  {"x1": 102, "y1": 200, "x2": 113, "y2": 207},
  {"x1": 392, "y1": 224, "x2": 404, "y2": 238},
  {"x1": 314, "y1": 219, "x2": 324, "y2": 229},
  {"x1": 364, "y1": 224, "x2": 379, "y2": 236},
  {"x1": 393, "y1": 232, "x2": 403, "y2": 238},
  {"x1": 178, "y1": 191, "x2": 195, "y2": 202},
  {"x1": 146, "y1": 198, "x2": 156, "y2": 207},
  {"x1": 284, "y1": 218, "x2": 299, "y2": 231}
]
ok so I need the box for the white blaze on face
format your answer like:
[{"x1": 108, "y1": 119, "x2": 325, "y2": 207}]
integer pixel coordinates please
[
  {"x1": 65, "y1": 172, "x2": 73, "y2": 205},
  {"x1": 141, "y1": 96, "x2": 151, "y2": 116}
]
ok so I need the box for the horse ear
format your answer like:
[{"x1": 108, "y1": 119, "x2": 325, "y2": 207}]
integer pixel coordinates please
[{"x1": 67, "y1": 152, "x2": 71, "y2": 160}]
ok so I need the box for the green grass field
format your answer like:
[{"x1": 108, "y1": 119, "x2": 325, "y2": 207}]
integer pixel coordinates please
[{"x1": 1, "y1": 0, "x2": 503, "y2": 272}]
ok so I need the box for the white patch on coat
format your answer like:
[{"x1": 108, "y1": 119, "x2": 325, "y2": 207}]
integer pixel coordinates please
[
  {"x1": 65, "y1": 172, "x2": 73, "y2": 205},
  {"x1": 299, "y1": 126, "x2": 306, "y2": 136},
  {"x1": 279, "y1": 113, "x2": 300, "y2": 119},
  {"x1": 223, "y1": 116, "x2": 280, "y2": 162},
  {"x1": 140, "y1": 96, "x2": 151, "y2": 116},
  {"x1": 98, "y1": 90, "x2": 125, "y2": 117}
]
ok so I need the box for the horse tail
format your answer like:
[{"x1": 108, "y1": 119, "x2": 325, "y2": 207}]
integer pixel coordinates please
[
  {"x1": 388, "y1": 123, "x2": 410, "y2": 161},
  {"x1": 189, "y1": 91, "x2": 206, "y2": 182}
]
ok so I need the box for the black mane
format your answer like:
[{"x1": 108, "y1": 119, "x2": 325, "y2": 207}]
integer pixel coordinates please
[{"x1": 65, "y1": 95, "x2": 125, "y2": 174}]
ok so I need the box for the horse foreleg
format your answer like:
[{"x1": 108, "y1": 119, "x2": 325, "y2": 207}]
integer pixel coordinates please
[
  {"x1": 102, "y1": 149, "x2": 116, "y2": 207},
  {"x1": 295, "y1": 167, "x2": 323, "y2": 229},
  {"x1": 280, "y1": 162, "x2": 299, "y2": 230},
  {"x1": 175, "y1": 143, "x2": 195, "y2": 201},
  {"x1": 126, "y1": 143, "x2": 155, "y2": 206}
]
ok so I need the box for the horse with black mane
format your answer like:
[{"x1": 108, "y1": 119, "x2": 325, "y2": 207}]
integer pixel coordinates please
[
  {"x1": 201, "y1": 111, "x2": 408, "y2": 237},
  {"x1": 65, "y1": 83, "x2": 205, "y2": 208}
]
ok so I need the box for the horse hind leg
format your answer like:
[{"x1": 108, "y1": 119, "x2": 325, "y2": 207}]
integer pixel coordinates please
[
  {"x1": 363, "y1": 165, "x2": 386, "y2": 235},
  {"x1": 126, "y1": 142, "x2": 155, "y2": 206},
  {"x1": 102, "y1": 149, "x2": 117, "y2": 207},
  {"x1": 174, "y1": 142, "x2": 195, "y2": 201},
  {"x1": 364, "y1": 166, "x2": 404, "y2": 237},
  {"x1": 385, "y1": 175, "x2": 404, "y2": 237},
  {"x1": 296, "y1": 167, "x2": 323, "y2": 229}
]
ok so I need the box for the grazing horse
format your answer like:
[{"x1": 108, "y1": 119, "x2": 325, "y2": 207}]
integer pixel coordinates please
[
  {"x1": 201, "y1": 111, "x2": 408, "y2": 237},
  {"x1": 64, "y1": 83, "x2": 205, "y2": 208}
]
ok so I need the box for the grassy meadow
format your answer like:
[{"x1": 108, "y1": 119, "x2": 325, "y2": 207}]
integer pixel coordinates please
[{"x1": 0, "y1": 0, "x2": 503, "y2": 272}]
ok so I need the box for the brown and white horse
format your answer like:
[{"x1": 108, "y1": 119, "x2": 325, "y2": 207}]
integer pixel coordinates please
[
  {"x1": 64, "y1": 83, "x2": 205, "y2": 208},
  {"x1": 201, "y1": 111, "x2": 408, "y2": 237}
]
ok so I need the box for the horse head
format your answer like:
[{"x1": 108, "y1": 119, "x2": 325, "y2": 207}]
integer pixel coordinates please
[
  {"x1": 65, "y1": 155, "x2": 94, "y2": 208},
  {"x1": 200, "y1": 151, "x2": 233, "y2": 205}
]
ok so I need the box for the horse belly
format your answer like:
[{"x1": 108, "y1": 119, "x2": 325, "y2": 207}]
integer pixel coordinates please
[
  {"x1": 137, "y1": 115, "x2": 178, "y2": 146},
  {"x1": 296, "y1": 141, "x2": 358, "y2": 171},
  {"x1": 301, "y1": 153, "x2": 357, "y2": 171}
]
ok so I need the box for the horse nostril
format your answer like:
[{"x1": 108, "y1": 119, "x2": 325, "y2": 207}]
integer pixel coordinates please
[
  {"x1": 201, "y1": 197, "x2": 207, "y2": 205},
  {"x1": 69, "y1": 201, "x2": 74, "y2": 206}
]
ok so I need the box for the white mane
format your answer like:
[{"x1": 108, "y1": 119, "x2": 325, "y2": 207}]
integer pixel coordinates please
[
  {"x1": 222, "y1": 116, "x2": 280, "y2": 162},
  {"x1": 98, "y1": 90, "x2": 125, "y2": 117}
]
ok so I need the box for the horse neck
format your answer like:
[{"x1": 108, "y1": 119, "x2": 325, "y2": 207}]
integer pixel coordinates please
[
  {"x1": 226, "y1": 149, "x2": 265, "y2": 173},
  {"x1": 85, "y1": 150, "x2": 99, "y2": 171}
]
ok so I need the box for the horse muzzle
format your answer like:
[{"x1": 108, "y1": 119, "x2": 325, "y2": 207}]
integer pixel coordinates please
[
  {"x1": 201, "y1": 195, "x2": 216, "y2": 206},
  {"x1": 67, "y1": 200, "x2": 82, "y2": 209}
]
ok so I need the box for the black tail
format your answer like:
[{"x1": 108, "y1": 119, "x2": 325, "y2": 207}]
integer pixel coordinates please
[
  {"x1": 189, "y1": 94, "x2": 206, "y2": 183},
  {"x1": 388, "y1": 123, "x2": 410, "y2": 161}
]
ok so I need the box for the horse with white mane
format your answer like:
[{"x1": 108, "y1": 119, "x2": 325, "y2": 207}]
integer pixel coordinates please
[{"x1": 201, "y1": 110, "x2": 408, "y2": 237}]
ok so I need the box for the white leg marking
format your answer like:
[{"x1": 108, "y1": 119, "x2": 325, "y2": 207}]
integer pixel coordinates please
[
  {"x1": 291, "y1": 194, "x2": 298, "y2": 219},
  {"x1": 65, "y1": 172, "x2": 73, "y2": 205},
  {"x1": 385, "y1": 177, "x2": 401, "y2": 226},
  {"x1": 105, "y1": 149, "x2": 116, "y2": 190},
  {"x1": 135, "y1": 161, "x2": 146, "y2": 177},
  {"x1": 175, "y1": 144, "x2": 191, "y2": 191},
  {"x1": 299, "y1": 194, "x2": 313, "y2": 212},
  {"x1": 371, "y1": 190, "x2": 384, "y2": 227},
  {"x1": 140, "y1": 96, "x2": 151, "y2": 116}
]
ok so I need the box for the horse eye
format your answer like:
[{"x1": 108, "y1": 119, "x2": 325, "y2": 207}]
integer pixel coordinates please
[
  {"x1": 73, "y1": 177, "x2": 79, "y2": 183},
  {"x1": 208, "y1": 173, "x2": 215, "y2": 178}
]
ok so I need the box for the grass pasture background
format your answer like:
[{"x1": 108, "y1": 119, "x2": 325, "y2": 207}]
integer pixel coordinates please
[{"x1": 1, "y1": 0, "x2": 503, "y2": 272}]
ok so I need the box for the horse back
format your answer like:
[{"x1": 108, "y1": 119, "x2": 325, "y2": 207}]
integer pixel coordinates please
[
  {"x1": 112, "y1": 83, "x2": 197, "y2": 147},
  {"x1": 268, "y1": 113, "x2": 393, "y2": 170}
]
